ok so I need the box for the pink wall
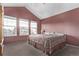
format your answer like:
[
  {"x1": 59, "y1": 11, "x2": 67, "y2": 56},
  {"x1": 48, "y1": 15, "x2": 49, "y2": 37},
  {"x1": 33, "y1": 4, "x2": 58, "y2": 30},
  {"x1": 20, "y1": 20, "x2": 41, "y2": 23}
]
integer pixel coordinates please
[
  {"x1": 4, "y1": 7, "x2": 41, "y2": 43},
  {"x1": 41, "y1": 8, "x2": 79, "y2": 46},
  {"x1": 4, "y1": 7, "x2": 40, "y2": 21},
  {"x1": 4, "y1": 36, "x2": 29, "y2": 44}
]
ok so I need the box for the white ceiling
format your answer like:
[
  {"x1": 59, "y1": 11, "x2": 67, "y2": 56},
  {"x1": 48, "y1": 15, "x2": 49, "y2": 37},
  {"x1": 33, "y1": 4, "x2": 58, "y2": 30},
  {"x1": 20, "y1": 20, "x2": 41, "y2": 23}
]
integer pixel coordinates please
[
  {"x1": 25, "y1": 3, "x2": 79, "y2": 19},
  {"x1": 2, "y1": 3, "x2": 79, "y2": 19}
]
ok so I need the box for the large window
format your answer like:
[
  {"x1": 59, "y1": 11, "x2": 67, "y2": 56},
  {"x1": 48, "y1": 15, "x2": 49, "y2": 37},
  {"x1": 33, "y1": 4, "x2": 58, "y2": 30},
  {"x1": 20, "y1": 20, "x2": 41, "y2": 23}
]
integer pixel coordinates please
[
  {"x1": 3, "y1": 16, "x2": 38, "y2": 36},
  {"x1": 30, "y1": 21, "x2": 37, "y2": 34},
  {"x1": 3, "y1": 16, "x2": 17, "y2": 36},
  {"x1": 19, "y1": 19, "x2": 29, "y2": 35}
]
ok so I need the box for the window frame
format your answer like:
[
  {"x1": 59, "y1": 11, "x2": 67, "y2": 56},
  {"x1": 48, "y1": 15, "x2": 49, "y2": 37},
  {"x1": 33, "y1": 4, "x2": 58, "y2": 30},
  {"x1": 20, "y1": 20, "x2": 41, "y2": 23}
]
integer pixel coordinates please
[
  {"x1": 19, "y1": 18, "x2": 29, "y2": 35},
  {"x1": 3, "y1": 15, "x2": 17, "y2": 37},
  {"x1": 30, "y1": 21, "x2": 37, "y2": 34}
]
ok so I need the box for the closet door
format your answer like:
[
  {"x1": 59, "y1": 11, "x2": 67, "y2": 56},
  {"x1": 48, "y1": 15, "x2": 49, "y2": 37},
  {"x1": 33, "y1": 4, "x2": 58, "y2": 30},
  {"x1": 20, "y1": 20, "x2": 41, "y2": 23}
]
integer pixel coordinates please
[{"x1": 0, "y1": 5, "x2": 3, "y2": 56}]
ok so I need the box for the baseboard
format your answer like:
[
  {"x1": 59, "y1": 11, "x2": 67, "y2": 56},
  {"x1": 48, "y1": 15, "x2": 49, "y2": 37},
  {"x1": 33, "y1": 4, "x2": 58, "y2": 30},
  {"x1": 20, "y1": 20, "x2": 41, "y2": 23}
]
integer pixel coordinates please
[{"x1": 66, "y1": 44, "x2": 79, "y2": 48}]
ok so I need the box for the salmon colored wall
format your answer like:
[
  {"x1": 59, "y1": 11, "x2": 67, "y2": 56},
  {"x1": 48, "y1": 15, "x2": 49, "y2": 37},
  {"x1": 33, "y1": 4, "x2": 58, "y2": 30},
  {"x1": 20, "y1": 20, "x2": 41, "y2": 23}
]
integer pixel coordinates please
[
  {"x1": 41, "y1": 8, "x2": 79, "y2": 46},
  {"x1": 4, "y1": 7, "x2": 40, "y2": 21},
  {"x1": 4, "y1": 7, "x2": 41, "y2": 43}
]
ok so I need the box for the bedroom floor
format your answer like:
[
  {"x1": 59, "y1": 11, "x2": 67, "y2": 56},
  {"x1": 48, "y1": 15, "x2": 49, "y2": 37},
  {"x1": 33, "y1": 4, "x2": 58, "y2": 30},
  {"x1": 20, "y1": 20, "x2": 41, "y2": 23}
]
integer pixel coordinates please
[{"x1": 3, "y1": 41, "x2": 79, "y2": 56}]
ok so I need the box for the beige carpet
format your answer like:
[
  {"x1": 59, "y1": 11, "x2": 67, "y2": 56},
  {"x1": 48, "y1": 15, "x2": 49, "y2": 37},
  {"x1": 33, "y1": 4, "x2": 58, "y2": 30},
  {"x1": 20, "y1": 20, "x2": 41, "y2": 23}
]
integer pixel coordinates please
[
  {"x1": 3, "y1": 41, "x2": 47, "y2": 56},
  {"x1": 53, "y1": 44, "x2": 79, "y2": 56},
  {"x1": 3, "y1": 41, "x2": 79, "y2": 56}
]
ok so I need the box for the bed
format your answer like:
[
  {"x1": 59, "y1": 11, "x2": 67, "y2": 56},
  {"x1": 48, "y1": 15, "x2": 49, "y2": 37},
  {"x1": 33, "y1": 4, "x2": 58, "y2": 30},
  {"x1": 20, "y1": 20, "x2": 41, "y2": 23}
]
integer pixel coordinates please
[{"x1": 28, "y1": 32, "x2": 66, "y2": 55}]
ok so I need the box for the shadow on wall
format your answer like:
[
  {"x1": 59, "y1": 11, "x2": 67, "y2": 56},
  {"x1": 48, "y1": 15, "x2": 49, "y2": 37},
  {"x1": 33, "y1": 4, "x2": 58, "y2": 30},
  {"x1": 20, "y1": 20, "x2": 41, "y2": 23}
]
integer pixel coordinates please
[{"x1": 66, "y1": 35, "x2": 79, "y2": 46}]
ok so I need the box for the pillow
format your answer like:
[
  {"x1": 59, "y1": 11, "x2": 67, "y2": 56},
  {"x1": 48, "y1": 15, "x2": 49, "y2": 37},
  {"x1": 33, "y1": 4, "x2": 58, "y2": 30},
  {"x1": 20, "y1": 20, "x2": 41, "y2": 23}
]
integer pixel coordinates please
[
  {"x1": 55, "y1": 32, "x2": 64, "y2": 36},
  {"x1": 44, "y1": 32, "x2": 50, "y2": 35},
  {"x1": 44, "y1": 32, "x2": 55, "y2": 35}
]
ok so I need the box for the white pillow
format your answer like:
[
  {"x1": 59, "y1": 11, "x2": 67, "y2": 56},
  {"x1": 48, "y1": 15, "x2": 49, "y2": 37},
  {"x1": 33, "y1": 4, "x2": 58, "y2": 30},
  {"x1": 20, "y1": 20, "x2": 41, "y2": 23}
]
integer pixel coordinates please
[
  {"x1": 55, "y1": 32, "x2": 64, "y2": 36},
  {"x1": 45, "y1": 32, "x2": 50, "y2": 35}
]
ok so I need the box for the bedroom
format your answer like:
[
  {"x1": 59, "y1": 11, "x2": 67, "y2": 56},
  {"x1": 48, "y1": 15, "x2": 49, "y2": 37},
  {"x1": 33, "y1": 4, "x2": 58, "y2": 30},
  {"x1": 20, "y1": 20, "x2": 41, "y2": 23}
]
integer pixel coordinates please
[{"x1": 0, "y1": 3, "x2": 79, "y2": 56}]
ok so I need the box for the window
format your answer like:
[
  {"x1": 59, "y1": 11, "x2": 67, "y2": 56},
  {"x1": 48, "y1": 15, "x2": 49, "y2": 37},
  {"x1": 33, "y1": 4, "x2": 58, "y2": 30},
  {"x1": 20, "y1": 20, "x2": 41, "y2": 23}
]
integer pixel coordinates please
[
  {"x1": 19, "y1": 19, "x2": 29, "y2": 35},
  {"x1": 3, "y1": 16, "x2": 17, "y2": 36},
  {"x1": 30, "y1": 21, "x2": 37, "y2": 34}
]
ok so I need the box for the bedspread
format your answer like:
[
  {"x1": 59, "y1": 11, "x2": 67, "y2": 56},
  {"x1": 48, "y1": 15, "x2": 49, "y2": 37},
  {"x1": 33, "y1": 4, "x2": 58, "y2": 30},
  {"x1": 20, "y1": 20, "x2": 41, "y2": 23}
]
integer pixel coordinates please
[{"x1": 28, "y1": 33, "x2": 66, "y2": 55}]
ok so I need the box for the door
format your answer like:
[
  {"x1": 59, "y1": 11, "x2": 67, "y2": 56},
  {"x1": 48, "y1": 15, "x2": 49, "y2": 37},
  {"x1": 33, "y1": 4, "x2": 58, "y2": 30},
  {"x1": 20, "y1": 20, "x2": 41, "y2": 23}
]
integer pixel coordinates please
[{"x1": 0, "y1": 5, "x2": 3, "y2": 56}]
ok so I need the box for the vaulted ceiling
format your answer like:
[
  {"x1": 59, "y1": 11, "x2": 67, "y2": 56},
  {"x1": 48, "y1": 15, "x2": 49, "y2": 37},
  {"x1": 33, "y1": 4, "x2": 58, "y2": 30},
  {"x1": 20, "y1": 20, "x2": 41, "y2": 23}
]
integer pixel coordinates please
[{"x1": 2, "y1": 3, "x2": 79, "y2": 20}]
